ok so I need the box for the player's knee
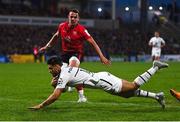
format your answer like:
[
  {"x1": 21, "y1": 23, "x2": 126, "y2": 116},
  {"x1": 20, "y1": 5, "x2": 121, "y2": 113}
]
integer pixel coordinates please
[
  {"x1": 121, "y1": 80, "x2": 138, "y2": 92},
  {"x1": 69, "y1": 56, "x2": 80, "y2": 67},
  {"x1": 120, "y1": 91, "x2": 134, "y2": 98},
  {"x1": 132, "y1": 82, "x2": 140, "y2": 90}
]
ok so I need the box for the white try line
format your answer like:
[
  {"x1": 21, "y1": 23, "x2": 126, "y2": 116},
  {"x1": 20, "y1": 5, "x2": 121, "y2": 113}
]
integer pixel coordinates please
[{"x1": 61, "y1": 100, "x2": 165, "y2": 108}]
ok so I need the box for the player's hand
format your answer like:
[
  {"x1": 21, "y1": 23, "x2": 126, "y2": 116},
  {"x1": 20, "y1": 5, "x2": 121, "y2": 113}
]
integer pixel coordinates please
[
  {"x1": 51, "y1": 76, "x2": 58, "y2": 88},
  {"x1": 38, "y1": 46, "x2": 47, "y2": 53},
  {"x1": 28, "y1": 104, "x2": 43, "y2": 110},
  {"x1": 100, "y1": 56, "x2": 111, "y2": 65}
]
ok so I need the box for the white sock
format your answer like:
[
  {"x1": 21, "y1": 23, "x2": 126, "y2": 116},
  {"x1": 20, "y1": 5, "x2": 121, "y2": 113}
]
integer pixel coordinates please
[
  {"x1": 135, "y1": 89, "x2": 156, "y2": 99},
  {"x1": 78, "y1": 90, "x2": 85, "y2": 98},
  {"x1": 134, "y1": 67, "x2": 158, "y2": 86}
]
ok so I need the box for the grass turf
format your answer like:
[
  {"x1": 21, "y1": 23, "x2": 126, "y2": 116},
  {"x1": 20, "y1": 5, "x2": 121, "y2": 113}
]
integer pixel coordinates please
[{"x1": 0, "y1": 62, "x2": 180, "y2": 121}]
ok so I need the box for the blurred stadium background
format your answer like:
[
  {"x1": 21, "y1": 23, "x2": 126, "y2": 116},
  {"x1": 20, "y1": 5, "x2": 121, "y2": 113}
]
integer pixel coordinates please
[{"x1": 0, "y1": 0, "x2": 180, "y2": 63}]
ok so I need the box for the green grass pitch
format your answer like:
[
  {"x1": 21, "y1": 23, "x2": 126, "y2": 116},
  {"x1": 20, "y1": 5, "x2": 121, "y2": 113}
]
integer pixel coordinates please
[{"x1": 0, "y1": 61, "x2": 180, "y2": 121}]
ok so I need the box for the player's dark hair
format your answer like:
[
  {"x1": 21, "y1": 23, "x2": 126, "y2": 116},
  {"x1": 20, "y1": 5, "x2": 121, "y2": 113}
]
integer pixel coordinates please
[
  {"x1": 69, "y1": 9, "x2": 79, "y2": 14},
  {"x1": 47, "y1": 56, "x2": 62, "y2": 66}
]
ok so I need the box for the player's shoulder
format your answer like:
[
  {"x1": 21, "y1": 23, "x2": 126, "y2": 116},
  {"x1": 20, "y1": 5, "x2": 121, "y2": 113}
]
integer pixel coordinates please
[
  {"x1": 152, "y1": 37, "x2": 156, "y2": 39},
  {"x1": 62, "y1": 66, "x2": 78, "y2": 73},
  {"x1": 61, "y1": 65, "x2": 70, "y2": 72},
  {"x1": 77, "y1": 23, "x2": 86, "y2": 30},
  {"x1": 59, "y1": 22, "x2": 68, "y2": 28},
  {"x1": 159, "y1": 37, "x2": 164, "y2": 40},
  {"x1": 60, "y1": 66, "x2": 72, "y2": 78},
  {"x1": 150, "y1": 37, "x2": 155, "y2": 41},
  {"x1": 76, "y1": 24, "x2": 91, "y2": 36}
]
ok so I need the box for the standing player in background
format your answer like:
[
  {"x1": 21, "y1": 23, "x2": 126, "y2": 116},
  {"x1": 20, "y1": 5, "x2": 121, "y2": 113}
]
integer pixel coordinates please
[
  {"x1": 33, "y1": 45, "x2": 42, "y2": 63},
  {"x1": 39, "y1": 9, "x2": 111, "y2": 102},
  {"x1": 149, "y1": 31, "x2": 165, "y2": 61},
  {"x1": 33, "y1": 45, "x2": 39, "y2": 63},
  {"x1": 170, "y1": 89, "x2": 180, "y2": 101}
]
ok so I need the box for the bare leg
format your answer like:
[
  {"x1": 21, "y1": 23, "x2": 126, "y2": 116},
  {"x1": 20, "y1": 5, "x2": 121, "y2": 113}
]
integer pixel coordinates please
[
  {"x1": 121, "y1": 80, "x2": 138, "y2": 92},
  {"x1": 119, "y1": 80, "x2": 165, "y2": 109},
  {"x1": 75, "y1": 85, "x2": 87, "y2": 103},
  {"x1": 155, "y1": 56, "x2": 160, "y2": 61},
  {"x1": 119, "y1": 80, "x2": 158, "y2": 99}
]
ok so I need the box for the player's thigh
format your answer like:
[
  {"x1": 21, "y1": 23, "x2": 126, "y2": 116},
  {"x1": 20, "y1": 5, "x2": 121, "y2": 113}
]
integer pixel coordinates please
[
  {"x1": 155, "y1": 51, "x2": 161, "y2": 57},
  {"x1": 96, "y1": 72, "x2": 122, "y2": 94},
  {"x1": 69, "y1": 56, "x2": 80, "y2": 67},
  {"x1": 152, "y1": 50, "x2": 156, "y2": 56}
]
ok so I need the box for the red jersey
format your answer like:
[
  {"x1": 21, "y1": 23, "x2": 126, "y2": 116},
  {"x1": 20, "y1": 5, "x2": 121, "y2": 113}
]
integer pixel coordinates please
[{"x1": 58, "y1": 22, "x2": 91, "y2": 54}]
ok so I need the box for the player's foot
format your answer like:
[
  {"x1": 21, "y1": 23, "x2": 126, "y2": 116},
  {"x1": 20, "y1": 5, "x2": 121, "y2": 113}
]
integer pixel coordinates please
[
  {"x1": 77, "y1": 96, "x2": 87, "y2": 103},
  {"x1": 170, "y1": 89, "x2": 180, "y2": 101},
  {"x1": 68, "y1": 87, "x2": 73, "y2": 92},
  {"x1": 153, "y1": 60, "x2": 169, "y2": 70},
  {"x1": 156, "y1": 92, "x2": 165, "y2": 109}
]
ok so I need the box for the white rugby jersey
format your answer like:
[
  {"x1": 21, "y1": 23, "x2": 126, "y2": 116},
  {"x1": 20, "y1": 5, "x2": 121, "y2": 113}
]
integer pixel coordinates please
[
  {"x1": 56, "y1": 66, "x2": 99, "y2": 89},
  {"x1": 149, "y1": 37, "x2": 165, "y2": 51},
  {"x1": 55, "y1": 66, "x2": 122, "y2": 94}
]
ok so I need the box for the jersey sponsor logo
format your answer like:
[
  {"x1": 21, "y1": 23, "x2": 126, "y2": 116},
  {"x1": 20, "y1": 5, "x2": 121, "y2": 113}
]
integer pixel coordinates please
[
  {"x1": 57, "y1": 78, "x2": 63, "y2": 85},
  {"x1": 64, "y1": 36, "x2": 71, "y2": 42},
  {"x1": 68, "y1": 67, "x2": 73, "y2": 73}
]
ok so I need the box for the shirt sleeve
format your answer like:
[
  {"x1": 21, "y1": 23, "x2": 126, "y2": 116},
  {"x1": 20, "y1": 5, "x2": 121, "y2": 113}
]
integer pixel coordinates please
[
  {"x1": 81, "y1": 27, "x2": 91, "y2": 40},
  {"x1": 161, "y1": 38, "x2": 165, "y2": 44},
  {"x1": 57, "y1": 23, "x2": 63, "y2": 34},
  {"x1": 149, "y1": 38, "x2": 153, "y2": 45}
]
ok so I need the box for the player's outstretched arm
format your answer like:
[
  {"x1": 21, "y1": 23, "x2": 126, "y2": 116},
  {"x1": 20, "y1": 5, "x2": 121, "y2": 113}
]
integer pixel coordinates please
[
  {"x1": 39, "y1": 31, "x2": 59, "y2": 53},
  {"x1": 28, "y1": 88, "x2": 63, "y2": 110},
  {"x1": 86, "y1": 37, "x2": 111, "y2": 65}
]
